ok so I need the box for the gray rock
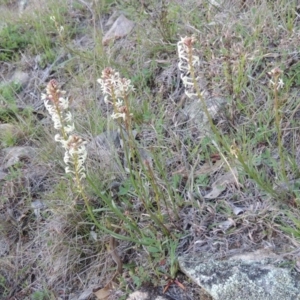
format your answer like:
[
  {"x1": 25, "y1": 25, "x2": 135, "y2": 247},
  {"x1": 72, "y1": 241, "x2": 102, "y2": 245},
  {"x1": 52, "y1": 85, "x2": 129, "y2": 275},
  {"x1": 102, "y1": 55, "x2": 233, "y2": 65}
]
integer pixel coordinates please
[
  {"x1": 0, "y1": 170, "x2": 7, "y2": 181},
  {"x1": 126, "y1": 290, "x2": 169, "y2": 300},
  {"x1": 1, "y1": 146, "x2": 37, "y2": 170},
  {"x1": 102, "y1": 14, "x2": 135, "y2": 45},
  {"x1": 179, "y1": 249, "x2": 300, "y2": 300},
  {"x1": 18, "y1": 0, "x2": 28, "y2": 14},
  {"x1": 10, "y1": 70, "x2": 29, "y2": 88},
  {"x1": 182, "y1": 97, "x2": 226, "y2": 131}
]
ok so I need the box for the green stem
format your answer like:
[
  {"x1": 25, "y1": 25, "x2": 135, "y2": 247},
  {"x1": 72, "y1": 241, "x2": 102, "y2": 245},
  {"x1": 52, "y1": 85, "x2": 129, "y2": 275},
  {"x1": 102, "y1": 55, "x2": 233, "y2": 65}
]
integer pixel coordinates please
[
  {"x1": 145, "y1": 161, "x2": 162, "y2": 215},
  {"x1": 186, "y1": 42, "x2": 279, "y2": 196},
  {"x1": 273, "y1": 76, "x2": 286, "y2": 182},
  {"x1": 116, "y1": 110, "x2": 171, "y2": 236}
]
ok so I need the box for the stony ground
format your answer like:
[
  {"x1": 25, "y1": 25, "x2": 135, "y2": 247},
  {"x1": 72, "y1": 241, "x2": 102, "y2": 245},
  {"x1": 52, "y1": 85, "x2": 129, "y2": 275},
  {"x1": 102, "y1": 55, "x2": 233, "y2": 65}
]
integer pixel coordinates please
[{"x1": 1, "y1": 0, "x2": 300, "y2": 299}]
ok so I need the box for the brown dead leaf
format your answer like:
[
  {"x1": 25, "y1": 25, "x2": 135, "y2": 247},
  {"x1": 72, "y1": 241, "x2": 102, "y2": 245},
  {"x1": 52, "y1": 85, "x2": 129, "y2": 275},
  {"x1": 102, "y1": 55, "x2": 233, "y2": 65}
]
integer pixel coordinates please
[
  {"x1": 218, "y1": 218, "x2": 236, "y2": 231},
  {"x1": 195, "y1": 160, "x2": 223, "y2": 175},
  {"x1": 204, "y1": 184, "x2": 226, "y2": 199},
  {"x1": 94, "y1": 286, "x2": 111, "y2": 300},
  {"x1": 204, "y1": 168, "x2": 238, "y2": 199}
]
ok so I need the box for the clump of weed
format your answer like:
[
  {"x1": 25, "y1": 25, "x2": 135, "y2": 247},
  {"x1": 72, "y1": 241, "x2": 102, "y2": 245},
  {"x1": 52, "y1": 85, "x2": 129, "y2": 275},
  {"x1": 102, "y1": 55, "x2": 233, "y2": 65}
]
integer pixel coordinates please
[
  {"x1": 0, "y1": 81, "x2": 22, "y2": 105},
  {"x1": 150, "y1": 0, "x2": 179, "y2": 43},
  {"x1": 0, "y1": 23, "x2": 32, "y2": 61}
]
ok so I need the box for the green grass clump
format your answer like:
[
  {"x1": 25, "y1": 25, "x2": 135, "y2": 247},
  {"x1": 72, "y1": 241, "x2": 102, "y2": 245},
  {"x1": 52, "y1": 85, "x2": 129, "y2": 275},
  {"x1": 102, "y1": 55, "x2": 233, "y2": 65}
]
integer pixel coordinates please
[
  {"x1": 0, "y1": 81, "x2": 22, "y2": 105},
  {"x1": 0, "y1": 24, "x2": 32, "y2": 61}
]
